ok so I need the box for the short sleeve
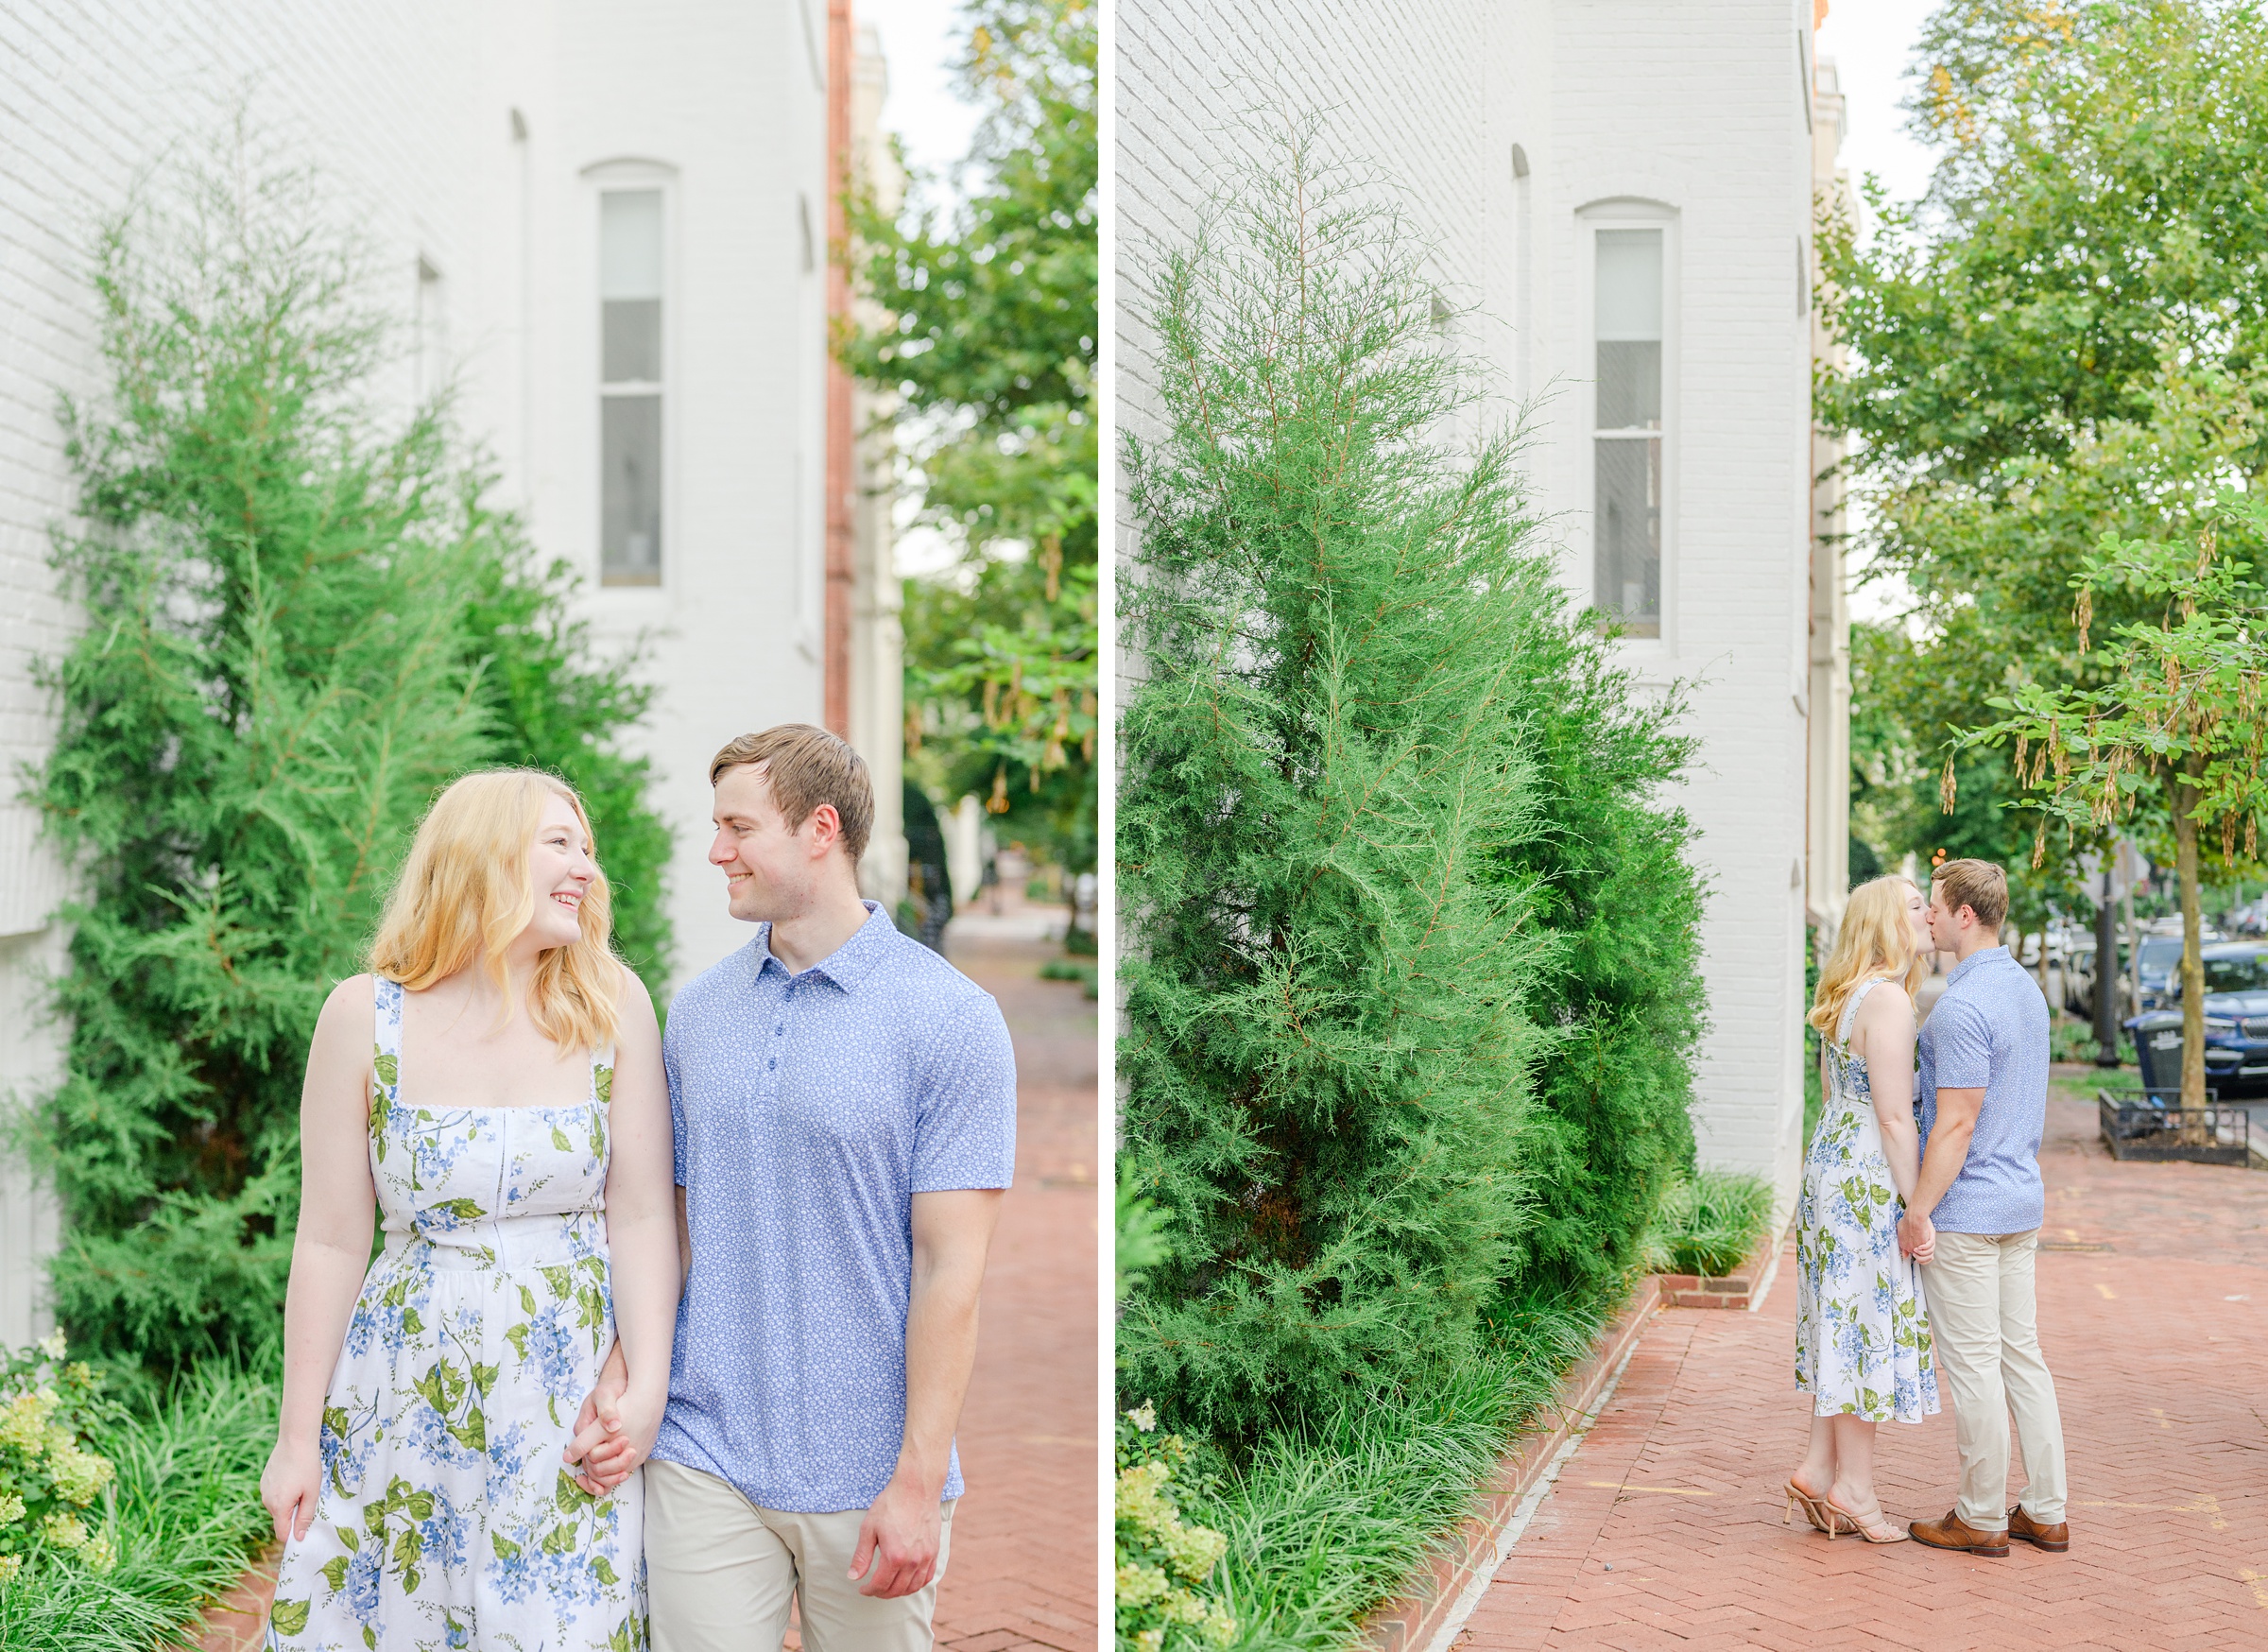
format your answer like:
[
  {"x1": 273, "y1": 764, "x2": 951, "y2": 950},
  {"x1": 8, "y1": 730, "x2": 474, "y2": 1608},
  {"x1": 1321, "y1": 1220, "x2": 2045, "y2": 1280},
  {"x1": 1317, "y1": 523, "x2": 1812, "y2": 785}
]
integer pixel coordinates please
[
  {"x1": 1929, "y1": 995, "x2": 1995, "y2": 1091},
  {"x1": 663, "y1": 1013, "x2": 687, "y2": 1187},
  {"x1": 912, "y1": 995, "x2": 1018, "y2": 1193}
]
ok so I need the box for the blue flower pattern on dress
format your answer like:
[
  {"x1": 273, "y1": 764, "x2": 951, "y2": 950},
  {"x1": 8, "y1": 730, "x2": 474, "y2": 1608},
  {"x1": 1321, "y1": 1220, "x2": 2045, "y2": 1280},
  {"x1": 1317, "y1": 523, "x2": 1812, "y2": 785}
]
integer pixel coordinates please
[
  {"x1": 1794, "y1": 978, "x2": 1940, "y2": 1424},
  {"x1": 266, "y1": 978, "x2": 645, "y2": 1652}
]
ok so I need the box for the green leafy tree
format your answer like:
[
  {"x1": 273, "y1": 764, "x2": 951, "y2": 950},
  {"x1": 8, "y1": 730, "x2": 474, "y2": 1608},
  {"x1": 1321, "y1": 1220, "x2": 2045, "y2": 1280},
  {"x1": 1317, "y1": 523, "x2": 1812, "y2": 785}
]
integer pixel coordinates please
[
  {"x1": 1959, "y1": 466, "x2": 2268, "y2": 1108},
  {"x1": 27, "y1": 149, "x2": 670, "y2": 1369},
  {"x1": 1117, "y1": 129, "x2": 1704, "y2": 1439},
  {"x1": 845, "y1": 0, "x2": 1097, "y2": 873},
  {"x1": 1818, "y1": 0, "x2": 2268, "y2": 921}
]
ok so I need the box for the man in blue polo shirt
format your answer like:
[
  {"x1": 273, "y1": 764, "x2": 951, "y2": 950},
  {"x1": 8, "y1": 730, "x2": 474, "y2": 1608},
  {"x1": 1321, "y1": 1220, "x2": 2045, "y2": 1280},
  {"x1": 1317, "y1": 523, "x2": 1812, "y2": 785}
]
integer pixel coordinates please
[
  {"x1": 570, "y1": 724, "x2": 1016, "y2": 1649},
  {"x1": 1898, "y1": 858, "x2": 2069, "y2": 1558}
]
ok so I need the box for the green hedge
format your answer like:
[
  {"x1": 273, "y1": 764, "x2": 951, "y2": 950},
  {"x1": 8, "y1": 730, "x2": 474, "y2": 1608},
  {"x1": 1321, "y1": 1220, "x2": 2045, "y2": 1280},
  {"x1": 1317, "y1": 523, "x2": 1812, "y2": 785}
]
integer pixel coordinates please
[
  {"x1": 26, "y1": 146, "x2": 671, "y2": 1371},
  {"x1": 1117, "y1": 126, "x2": 1705, "y2": 1450}
]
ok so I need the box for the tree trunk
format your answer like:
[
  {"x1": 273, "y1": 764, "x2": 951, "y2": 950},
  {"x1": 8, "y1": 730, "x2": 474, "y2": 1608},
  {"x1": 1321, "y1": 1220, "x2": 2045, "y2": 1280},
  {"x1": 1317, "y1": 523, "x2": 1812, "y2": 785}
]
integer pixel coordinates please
[{"x1": 2175, "y1": 768, "x2": 2208, "y2": 1112}]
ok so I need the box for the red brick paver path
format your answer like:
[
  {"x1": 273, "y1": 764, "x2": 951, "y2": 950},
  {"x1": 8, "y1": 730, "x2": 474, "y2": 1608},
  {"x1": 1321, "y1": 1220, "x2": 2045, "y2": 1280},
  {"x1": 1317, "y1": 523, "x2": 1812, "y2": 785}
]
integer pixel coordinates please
[
  {"x1": 1456, "y1": 1081, "x2": 2268, "y2": 1651},
  {"x1": 932, "y1": 922, "x2": 1101, "y2": 1650}
]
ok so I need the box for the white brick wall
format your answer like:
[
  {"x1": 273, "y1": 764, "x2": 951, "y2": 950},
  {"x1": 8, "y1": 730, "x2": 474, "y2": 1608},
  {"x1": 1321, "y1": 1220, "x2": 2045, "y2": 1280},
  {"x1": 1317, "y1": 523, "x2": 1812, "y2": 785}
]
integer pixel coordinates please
[
  {"x1": 1117, "y1": 0, "x2": 1817, "y2": 1207},
  {"x1": 0, "y1": 0, "x2": 832, "y2": 1342}
]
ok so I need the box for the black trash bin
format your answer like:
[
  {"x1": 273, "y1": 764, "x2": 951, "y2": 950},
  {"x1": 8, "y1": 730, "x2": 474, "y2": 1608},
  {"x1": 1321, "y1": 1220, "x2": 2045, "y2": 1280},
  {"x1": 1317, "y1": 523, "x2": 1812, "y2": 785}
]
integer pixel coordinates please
[{"x1": 2125, "y1": 1010, "x2": 2186, "y2": 1103}]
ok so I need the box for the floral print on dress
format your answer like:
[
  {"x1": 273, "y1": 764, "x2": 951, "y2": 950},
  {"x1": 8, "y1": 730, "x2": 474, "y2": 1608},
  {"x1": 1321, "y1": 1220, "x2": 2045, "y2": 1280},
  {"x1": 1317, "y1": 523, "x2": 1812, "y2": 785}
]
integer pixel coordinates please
[
  {"x1": 1794, "y1": 978, "x2": 1940, "y2": 1425},
  {"x1": 267, "y1": 977, "x2": 645, "y2": 1652}
]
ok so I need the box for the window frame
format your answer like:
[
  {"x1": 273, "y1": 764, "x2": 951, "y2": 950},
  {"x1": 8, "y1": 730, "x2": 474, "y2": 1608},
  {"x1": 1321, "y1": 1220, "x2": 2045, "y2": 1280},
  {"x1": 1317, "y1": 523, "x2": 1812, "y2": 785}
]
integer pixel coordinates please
[
  {"x1": 1579, "y1": 202, "x2": 1680, "y2": 653},
  {"x1": 583, "y1": 160, "x2": 679, "y2": 591}
]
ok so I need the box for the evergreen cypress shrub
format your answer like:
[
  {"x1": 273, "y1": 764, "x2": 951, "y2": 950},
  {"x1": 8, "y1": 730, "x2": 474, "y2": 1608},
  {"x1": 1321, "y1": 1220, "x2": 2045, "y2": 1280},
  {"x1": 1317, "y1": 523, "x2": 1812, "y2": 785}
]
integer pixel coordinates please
[
  {"x1": 26, "y1": 151, "x2": 671, "y2": 1370},
  {"x1": 1117, "y1": 138, "x2": 1560, "y2": 1439},
  {"x1": 1117, "y1": 130, "x2": 1707, "y2": 1443}
]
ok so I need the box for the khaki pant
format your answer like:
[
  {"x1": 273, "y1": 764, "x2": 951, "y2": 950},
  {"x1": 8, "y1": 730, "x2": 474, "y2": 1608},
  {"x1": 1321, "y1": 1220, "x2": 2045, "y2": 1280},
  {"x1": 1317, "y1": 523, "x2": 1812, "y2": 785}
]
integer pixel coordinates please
[
  {"x1": 1920, "y1": 1229, "x2": 2069, "y2": 1528},
  {"x1": 645, "y1": 1457, "x2": 954, "y2": 1652}
]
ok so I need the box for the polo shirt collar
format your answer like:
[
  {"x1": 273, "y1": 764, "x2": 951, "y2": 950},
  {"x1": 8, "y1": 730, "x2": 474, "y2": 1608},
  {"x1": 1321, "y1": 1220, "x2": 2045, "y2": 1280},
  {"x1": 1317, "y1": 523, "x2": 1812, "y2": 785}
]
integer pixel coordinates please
[
  {"x1": 748, "y1": 901, "x2": 892, "y2": 992},
  {"x1": 1946, "y1": 944, "x2": 2009, "y2": 988}
]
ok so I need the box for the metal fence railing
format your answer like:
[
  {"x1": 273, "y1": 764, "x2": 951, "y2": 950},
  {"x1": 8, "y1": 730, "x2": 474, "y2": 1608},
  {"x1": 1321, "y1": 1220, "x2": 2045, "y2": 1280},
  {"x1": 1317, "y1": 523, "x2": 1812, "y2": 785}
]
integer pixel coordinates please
[{"x1": 2098, "y1": 1088, "x2": 2254, "y2": 1166}]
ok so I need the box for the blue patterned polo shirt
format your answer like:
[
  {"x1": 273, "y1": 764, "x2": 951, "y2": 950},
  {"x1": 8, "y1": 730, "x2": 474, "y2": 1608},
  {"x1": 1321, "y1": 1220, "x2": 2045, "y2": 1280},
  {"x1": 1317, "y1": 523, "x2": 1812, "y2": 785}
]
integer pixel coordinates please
[
  {"x1": 651, "y1": 902, "x2": 1017, "y2": 1512},
  {"x1": 1916, "y1": 945, "x2": 2051, "y2": 1234}
]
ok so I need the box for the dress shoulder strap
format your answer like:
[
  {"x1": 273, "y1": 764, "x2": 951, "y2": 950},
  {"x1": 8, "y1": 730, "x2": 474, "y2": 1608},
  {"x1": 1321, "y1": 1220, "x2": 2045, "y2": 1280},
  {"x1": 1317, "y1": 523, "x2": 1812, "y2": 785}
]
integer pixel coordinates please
[
  {"x1": 591, "y1": 1040, "x2": 616, "y2": 1107},
  {"x1": 373, "y1": 976, "x2": 405, "y2": 1060},
  {"x1": 1836, "y1": 976, "x2": 1883, "y2": 1046}
]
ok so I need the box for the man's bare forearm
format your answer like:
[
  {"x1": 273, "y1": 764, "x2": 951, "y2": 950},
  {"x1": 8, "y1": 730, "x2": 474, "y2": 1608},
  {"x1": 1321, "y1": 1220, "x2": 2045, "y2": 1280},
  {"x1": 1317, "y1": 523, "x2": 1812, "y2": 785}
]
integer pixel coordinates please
[{"x1": 893, "y1": 1268, "x2": 982, "y2": 1494}]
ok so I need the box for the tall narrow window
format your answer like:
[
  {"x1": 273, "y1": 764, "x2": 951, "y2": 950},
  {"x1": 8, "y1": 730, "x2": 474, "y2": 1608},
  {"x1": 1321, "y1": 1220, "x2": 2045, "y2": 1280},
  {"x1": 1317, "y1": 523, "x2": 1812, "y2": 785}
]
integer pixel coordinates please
[
  {"x1": 600, "y1": 189, "x2": 663, "y2": 585},
  {"x1": 1593, "y1": 227, "x2": 1663, "y2": 637}
]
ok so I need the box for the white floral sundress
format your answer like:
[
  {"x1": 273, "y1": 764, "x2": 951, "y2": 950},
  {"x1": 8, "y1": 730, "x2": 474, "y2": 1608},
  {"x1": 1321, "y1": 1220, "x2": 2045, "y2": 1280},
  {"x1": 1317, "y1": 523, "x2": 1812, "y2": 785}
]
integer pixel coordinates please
[
  {"x1": 1794, "y1": 977, "x2": 1940, "y2": 1424},
  {"x1": 267, "y1": 977, "x2": 645, "y2": 1652}
]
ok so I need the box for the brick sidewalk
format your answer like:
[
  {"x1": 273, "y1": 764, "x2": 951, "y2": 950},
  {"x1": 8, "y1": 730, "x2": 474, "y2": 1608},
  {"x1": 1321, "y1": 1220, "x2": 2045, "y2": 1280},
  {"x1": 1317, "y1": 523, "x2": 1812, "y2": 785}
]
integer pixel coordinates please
[
  {"x1": 930, "y1": 925, "x2": 1101, "y2": 1651},
  {"x1": 1455, "y1": 1084, "x2": 2268, "y2": 1651}
]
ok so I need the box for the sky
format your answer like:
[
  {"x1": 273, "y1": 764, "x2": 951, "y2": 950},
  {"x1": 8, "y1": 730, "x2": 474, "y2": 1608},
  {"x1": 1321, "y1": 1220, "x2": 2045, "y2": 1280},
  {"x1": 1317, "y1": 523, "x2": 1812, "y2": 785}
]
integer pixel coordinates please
[
  {"x1": 1815, "y1": 1, "x2": 1944, "y2": 623},
  {"x1": 855, "y1": 0, "x2": 984, "y2": 579},
  {"x1": 1815, "y1": 1, "x2": 1940, "y2": 224}
]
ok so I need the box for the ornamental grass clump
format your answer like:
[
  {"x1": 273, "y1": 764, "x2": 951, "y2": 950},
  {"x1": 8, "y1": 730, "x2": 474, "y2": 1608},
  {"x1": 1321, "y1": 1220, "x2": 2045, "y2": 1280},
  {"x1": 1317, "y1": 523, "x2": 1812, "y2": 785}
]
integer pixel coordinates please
[
  {"x1": 27, "y1": 137, "x2": 671, "y2": 1371},
  {"x1": 0, "y1": 1334, "x2": 121, "y2": 1585},
  {"x1": 1117, "y1": 124, "x2": 1565, "y2": 1438}
]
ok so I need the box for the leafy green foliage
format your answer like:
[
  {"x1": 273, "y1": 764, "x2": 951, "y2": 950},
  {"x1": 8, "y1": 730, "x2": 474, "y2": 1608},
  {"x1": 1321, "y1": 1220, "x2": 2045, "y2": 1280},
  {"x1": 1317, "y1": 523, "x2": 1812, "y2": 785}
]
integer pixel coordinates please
[
  {"x1": 1183, "y1": 1296, "x2": 1606, "y2": 1651},
  {"x1": 1961, "y1": 487, "x2": 2268, "y2": 1102},
  {"x1": 1116, "y1": 127, "x2": 1703, "y2": 1442},
  {"x1": 1642, "y1": 1170, "x2": 1776, "y2": 1279},
  {"x1": 0, "y1": 1334, "x2": 122, "y2": 1582},
  {"x1": 1115, "y1": 1405, "x2": 1236, "y2": 1652},
  {"x1": 26, "y1": 150, "x2": 669, "y2": 1370},
  {"x1": 0, "y1": 1360, "x2": 277, "y2": 1651},
  {"x1": 846, "y1": 0, "x2": 1097, "y2": 870},
  {"x1": 1817, "y1": 0, "x2": 2268, "y2": 911}
]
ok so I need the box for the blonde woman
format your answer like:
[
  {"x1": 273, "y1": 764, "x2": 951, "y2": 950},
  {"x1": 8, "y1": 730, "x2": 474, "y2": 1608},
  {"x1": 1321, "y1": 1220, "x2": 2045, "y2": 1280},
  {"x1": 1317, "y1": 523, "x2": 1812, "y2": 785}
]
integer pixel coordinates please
[
  {"x1": 259, "y1": 770, "x2": 678, "y2": 1649},
  {"x1": 1786, "y1": 874, "x2": 1941, "y2": 1544}
]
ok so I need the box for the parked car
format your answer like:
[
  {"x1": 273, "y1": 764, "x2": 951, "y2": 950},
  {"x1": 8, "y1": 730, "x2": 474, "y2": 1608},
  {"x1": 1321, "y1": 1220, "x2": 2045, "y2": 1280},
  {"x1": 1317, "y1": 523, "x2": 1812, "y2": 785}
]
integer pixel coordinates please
[{"x1": 2148, "y1": 940, "x2": 2268, "y2": 1099}]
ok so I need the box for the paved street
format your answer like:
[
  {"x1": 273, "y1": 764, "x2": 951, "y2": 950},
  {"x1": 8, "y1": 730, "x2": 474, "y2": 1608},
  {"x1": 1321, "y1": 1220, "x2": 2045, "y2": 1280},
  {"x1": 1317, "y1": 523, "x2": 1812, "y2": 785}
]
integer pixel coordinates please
[{"x1": 1454, "y1": 1079, "x2": 2268, "y2": 1651}]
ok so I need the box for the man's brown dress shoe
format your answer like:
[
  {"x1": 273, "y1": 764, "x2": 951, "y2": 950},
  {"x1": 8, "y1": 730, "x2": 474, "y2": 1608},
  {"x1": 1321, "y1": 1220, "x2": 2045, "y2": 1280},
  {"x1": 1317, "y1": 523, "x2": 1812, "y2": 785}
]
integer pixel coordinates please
[
  {"x1": 2007, "y1": 1506, "x2": 2070, "y2": 1552},
  {"x1": 1908, "y1": 1509, "x2": 2010, "y2": 1556}
]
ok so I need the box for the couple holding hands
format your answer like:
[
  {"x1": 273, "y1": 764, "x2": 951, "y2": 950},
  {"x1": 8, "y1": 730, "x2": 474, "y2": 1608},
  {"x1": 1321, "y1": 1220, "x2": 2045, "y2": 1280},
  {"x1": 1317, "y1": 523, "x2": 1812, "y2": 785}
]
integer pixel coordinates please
[
  {"x1": 257, "y1": 724, "x2": 1017, "y2": 1651},
  {"x1": 1791, "y1": 858, "x2": 2070, "y2": 1556}
]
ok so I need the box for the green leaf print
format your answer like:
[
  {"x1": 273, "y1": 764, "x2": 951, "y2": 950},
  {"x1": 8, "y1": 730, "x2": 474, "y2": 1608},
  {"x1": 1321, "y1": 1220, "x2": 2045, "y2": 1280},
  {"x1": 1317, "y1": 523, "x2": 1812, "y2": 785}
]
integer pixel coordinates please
[
  {"x1": 588, "y1": 1106, "x2": 608, "y2": 1162},
  {"x1": 402, "y1": 1564, "x2": 421, "y2": 1596},
  {"x1": 320, "y1": 1555, "x2": 351, "y2": 1592},
  {"x1": 364, "y1": 1500, "x2": 388, "y2": 1539},
  {"x1": 271, "y1": 1599, "x2": 311, "y2": 1636},
  {"x1": 506, "y1": 1324, "x2": 531, "y2": 1362},
  {"x1": 493, "y1": 1532, "x2": 522, "y2": 1560},
  {"x1": 339, "y1": 1524, "x2": 359, "y2": 1551},
  {"x1": 472, "y1": 1361, "x2": 499, "y2": 1397},
  {"x1": 519, "y1": 1284, "x2": 539, "y2": 1315},
  {"x1": 433, "y1": 1197, "x2": 485, "y2": 1222},
  {"x1": 551, "y1": 1124, "x2": 576, "y2": 1153},
  {"x1": 406, "y1": 1489, "x2": 435, "y2": 1521},
  {"x1": 373, "y1": 1051, "x2": 399, "y2": 1089},
  {"x1": 449, "y1": 1408, "x2": 488, "y2": 1454},
  {"x1": 401, "y1": 1306, "x2": 424, "y2": 1336},
  {"x1": 541, "y1": 1264, "x2": 574, "y2": 1299},
  {"x1": 541, "y1": 1521, "x2": 576, "y2": 1556},
  {"x1": 364, "y1": 1626, "x2": 378, "y2": 1650},
  {"x1": 556, "y1": 1470, "x2": 596, "y2": 1512},
  {"x1": 593, "y1": 1066, "x2": 613, "y2": 1107},
  {"x1": 593, "y1": 1555, "x2": 619, "y2": 1588}
]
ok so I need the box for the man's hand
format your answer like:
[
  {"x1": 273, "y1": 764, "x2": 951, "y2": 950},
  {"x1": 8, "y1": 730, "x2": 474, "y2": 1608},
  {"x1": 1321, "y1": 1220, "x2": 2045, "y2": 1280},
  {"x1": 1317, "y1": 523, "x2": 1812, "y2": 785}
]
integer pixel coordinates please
[
  {"x1": 1898, "y1": 1209, "x2": 1935, "y2": 1265},
  {"x1": 563, "y1": 1340, "x2": 638, "y2": 1495},
  {"x1": 849, "y1": 1473, "x2": 943, "y2": 1598}
]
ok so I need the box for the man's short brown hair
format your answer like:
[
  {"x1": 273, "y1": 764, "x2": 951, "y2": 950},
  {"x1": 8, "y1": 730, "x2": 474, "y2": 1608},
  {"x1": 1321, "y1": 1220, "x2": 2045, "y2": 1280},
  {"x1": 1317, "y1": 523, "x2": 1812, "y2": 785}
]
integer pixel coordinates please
[
  {"x1": 710, "y1": 724, "x2": 873, "y2": 863},
  {"x1": 1932, "y1": 857, "x2": 2008, "y2": 930}
]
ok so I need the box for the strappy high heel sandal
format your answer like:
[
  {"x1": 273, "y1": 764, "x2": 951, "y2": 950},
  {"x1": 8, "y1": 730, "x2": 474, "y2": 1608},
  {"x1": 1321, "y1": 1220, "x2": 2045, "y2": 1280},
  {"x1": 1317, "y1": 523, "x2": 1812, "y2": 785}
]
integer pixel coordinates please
[
  {"x1": 1783, "y1": 1479, "x2": 1831, "y2": 1533},
  {"x1": 1820, "y1": 1492, "x2": 1911, "y2": 1544}
]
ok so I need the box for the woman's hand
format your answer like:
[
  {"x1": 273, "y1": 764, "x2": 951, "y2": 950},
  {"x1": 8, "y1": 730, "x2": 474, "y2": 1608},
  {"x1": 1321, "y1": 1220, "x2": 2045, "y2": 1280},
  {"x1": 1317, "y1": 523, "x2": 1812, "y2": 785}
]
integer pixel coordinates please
[
  {"x1": 261, "y1": 1435, "x2": 324, "y2": 1546},
  {"x1": 1897, "y1": 1208, "x2": 1936, "y2": 1265},
  {"x1": 564, "y1": 1340, "x2": 653, "y2": 1495}
]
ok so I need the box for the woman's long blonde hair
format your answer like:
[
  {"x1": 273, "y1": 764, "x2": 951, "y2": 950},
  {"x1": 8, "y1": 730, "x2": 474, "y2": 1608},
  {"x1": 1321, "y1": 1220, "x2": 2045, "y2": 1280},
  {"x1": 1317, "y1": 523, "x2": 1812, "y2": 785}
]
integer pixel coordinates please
[
  {"x1": 369, "y1": 769, "x2": 623, "y2": 1051},
  {"x1": 1807, "y1": 873, "x2": 1928, "y2": 1042}
]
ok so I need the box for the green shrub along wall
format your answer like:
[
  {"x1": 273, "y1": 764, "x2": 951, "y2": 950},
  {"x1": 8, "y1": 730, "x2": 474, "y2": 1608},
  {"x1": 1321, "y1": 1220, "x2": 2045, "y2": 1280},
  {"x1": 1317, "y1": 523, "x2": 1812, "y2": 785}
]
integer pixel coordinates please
[
  {"x1": 26, "y1": 153, "x2": 671, "y2": 1372},
  {"x1": 1115, "y1": 130, "x2": 1706, "y2": 1447}
]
